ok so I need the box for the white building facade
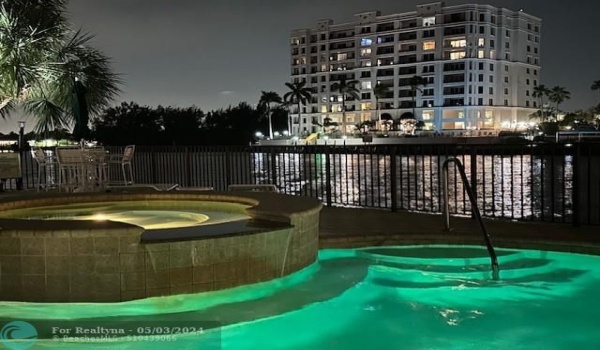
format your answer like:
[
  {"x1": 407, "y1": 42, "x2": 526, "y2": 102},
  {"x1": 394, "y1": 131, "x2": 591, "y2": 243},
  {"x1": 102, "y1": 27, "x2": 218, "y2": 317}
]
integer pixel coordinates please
[{"x1": 289, "y1": 2, "x2": 542, "y2": 135}]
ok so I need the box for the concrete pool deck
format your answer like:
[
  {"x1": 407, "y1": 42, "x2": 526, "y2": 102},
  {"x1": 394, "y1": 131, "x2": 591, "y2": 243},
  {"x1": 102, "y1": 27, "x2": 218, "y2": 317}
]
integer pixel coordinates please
[{"x1": 319, "y1": 206, "x2": 600, "y2": 255}]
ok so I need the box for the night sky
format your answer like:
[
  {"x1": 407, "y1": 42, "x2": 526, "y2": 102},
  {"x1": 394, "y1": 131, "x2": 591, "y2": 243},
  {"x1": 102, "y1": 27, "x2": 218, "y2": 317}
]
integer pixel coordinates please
[{"x1": 3, "y1": 0, "x2": 600, "y2": 133}]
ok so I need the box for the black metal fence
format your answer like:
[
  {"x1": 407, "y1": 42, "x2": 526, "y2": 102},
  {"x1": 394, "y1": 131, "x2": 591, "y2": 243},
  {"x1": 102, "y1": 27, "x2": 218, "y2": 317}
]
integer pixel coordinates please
[{"x1": 8, "y1": 142, "x2": 600, "y2": 226}]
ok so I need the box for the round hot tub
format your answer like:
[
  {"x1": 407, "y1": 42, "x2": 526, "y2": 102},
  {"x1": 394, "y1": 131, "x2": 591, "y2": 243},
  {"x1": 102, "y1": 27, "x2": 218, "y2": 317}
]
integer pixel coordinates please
[
  {"x1": 0, "y1": 200, "x2": 249, "y2": 230},
  {"x1": 0, "y1": 191, "x2": 322, "y2": 302}
]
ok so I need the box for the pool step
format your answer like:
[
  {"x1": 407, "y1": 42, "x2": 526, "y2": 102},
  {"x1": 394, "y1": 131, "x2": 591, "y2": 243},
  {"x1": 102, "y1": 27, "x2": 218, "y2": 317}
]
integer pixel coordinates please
[
  {"x1": 372, "y1": 256, "x2": 553, "y2": 279},
  {"x1": 356, "y1": 246, "x2": 526, "y2": 267},
  {"x1": 367, "y1": 266, "x2": 586, "y2": 290},
  {"x1": 365, "y1": 258, "x2": 585, "y2": 289}
]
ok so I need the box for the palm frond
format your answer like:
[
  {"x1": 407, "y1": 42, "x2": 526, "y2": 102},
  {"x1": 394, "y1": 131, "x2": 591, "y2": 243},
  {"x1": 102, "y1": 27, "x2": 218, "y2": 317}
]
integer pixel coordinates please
[
  {"x1": 22, "y1": 96, "x2": 67, "y2": 133},
  {"x1": 0, "y1": 98, "x2": 16, "y2": 119}
]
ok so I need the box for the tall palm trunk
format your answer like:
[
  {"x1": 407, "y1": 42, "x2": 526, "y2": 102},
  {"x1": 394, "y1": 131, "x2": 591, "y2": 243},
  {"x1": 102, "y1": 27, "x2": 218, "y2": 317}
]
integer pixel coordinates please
[
  {"x1": 267, "y1": 105, "x2": 273, "y2": 139},
  {"x1": 376, "y1": 98, "x2": 381, "y2": 131},
  {"x1": 540, "y1": 97, "x2": 546, "y2": 122},
  {"x1": 341, "y1": 95, "x2": 346, "y2": 136},
  {"x1": 411, "y1": 92, "x2": 416, "y2": 120},
  {"x1": 287, "y1": 106, "x2": 291, "y2": 135},
  {"x1": 297, "y1": 101, "x2": 301, "y2": 135}
]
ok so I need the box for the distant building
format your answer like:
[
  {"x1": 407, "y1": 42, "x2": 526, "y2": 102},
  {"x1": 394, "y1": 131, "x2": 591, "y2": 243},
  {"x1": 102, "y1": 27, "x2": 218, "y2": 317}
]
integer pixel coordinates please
[{"x1": 289, "y1": 2, "x2": 541, "y2": 135}]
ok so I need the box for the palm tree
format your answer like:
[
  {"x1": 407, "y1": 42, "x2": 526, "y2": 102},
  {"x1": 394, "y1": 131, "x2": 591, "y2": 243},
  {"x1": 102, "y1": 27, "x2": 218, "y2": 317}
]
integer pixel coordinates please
[
  {"x1": 283, "y1": 82, "x2": 312, "y2": 136},
  {"x1": 258, "y1": 91, "x2": 282, "y2": 139},
  {"x1": 548, "y1": 86, "x2": 571, "y2": 120},
  {"x1": 408, "y1": 75, "x2": 427, "y2": 120},
  {"x1": 0, "y1": 0, "x2": 121, "y2": 133},
  {"x1": 330, "y1": 76, "x2": 360, "y2": 136},
  {"x1": 373, "y1": 83, "x2": 389, "y2": 131},
  {"x1": 532, "y1": 85, "x2": 551, "y2": 122},
  {"x1": 280, "y1": 100, "x2": 293, "y2": 134},
  {"x1": 591, "y1": 80, "x2": 600, "y2": 97}
]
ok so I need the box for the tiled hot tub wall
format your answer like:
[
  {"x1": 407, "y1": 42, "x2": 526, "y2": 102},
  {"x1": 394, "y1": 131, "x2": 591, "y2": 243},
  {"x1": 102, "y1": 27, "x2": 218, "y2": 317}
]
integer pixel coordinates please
[{"x1": 0, "y1": 192, "x2": 321, "y2": 302}]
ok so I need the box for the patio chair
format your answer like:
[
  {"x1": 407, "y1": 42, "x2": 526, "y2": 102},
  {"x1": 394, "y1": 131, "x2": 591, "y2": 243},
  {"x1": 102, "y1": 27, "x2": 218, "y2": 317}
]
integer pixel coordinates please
[
  {"x1": 31, "y1": 148, "x2": 57, "y2": 191},
  {"x1": 55, "y1": 147, "x2": 85, "y2": 192},
  {"x1": 107, "y1": 145, "x2": 135, "y2": 185},
  {"x1": 84, "y1": 146, "x2": 108, "y2": 189}
]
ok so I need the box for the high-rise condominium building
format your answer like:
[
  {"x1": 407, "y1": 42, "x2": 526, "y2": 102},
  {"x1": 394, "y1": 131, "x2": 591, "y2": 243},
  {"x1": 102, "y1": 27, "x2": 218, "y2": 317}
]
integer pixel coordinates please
[{"x1": 289, "y1": 2, "x2": 541, "y2": 135}]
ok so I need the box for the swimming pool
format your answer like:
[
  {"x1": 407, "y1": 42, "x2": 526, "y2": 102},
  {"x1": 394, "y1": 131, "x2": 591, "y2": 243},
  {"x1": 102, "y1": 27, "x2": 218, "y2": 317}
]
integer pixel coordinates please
[{"x1": 1, "y1": 245, "x2": 599, "y2": 349}]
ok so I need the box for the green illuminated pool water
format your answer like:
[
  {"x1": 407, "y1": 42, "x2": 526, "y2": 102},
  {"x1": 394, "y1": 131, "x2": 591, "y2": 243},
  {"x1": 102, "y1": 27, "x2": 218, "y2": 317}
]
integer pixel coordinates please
[{"x1": 1, "y1": 245, "x2": 599, "y2": 349}]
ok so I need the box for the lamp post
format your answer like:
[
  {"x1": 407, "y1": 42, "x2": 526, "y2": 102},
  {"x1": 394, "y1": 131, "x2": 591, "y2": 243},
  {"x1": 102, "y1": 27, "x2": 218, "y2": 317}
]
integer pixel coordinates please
[{"x1": 16, "y1": 121, "x2": 25, "y2": 190}]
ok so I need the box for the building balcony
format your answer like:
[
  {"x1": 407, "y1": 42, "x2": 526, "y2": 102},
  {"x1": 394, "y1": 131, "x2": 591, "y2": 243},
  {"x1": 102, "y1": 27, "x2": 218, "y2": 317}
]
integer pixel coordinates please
[
  {"x1": 376, "y1": 24, "x2": 395, "y2": 32},
  {"x1": 398, "y1": 33, "x2": 418, "y2": 41},
  {"x1": 443, "y1": 99, "x2": 465, "y2": 106},
  {"x1": 443, "y1": 27, "x2": 466, "y2": 36},
  {"x1": 399, "y1": 46, "x2": 417, "y2": 53}
]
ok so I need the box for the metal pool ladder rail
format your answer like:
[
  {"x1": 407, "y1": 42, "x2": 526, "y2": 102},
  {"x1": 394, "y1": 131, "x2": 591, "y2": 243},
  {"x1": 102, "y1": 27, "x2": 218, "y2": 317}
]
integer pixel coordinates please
[{"x1": 442, "y1": 158, "x2": 500, "y2": 280}]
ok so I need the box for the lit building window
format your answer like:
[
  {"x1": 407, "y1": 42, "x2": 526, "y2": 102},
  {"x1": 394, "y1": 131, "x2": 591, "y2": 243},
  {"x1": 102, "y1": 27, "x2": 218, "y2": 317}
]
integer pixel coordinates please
[
  {"x1": 450, "y1": 51, "x2": 466, "y2": 60},
  {"x1": 478, "y1": 50, "x2": 485, "y2": 58},
  {"x1": 337, "y1": 53, "x2": 348, "y2": 61},
  {"x1": 361, "y1": 81, "x2": 372, "y2": 89},
  {"x1": 360, "y1": 38, "x2": 372, "y2": 46},
  {"x1": 361, "y1": 60, "x2": 372, "y2": 67},
  {"x1": 360, "y1": 102, "x2": 372, "y2": 110},
  {"x1": 423, "y1": 16, "x2": 436, "y2": 26},
  {"x1": 478, "y1": 38, "x2": 485, "y2": 47},
  {"x1": 422, "y1": 110, "x2": 434, "y2": 120},
  {"x1": 423, "y1": 41, "x2": 435, "y2": 50},
  {"x1": 360, "y1": 48, "x2": 371, "y2": 57},
  {"x1": 449, "y1": 39, "x2": 467, "y2": 48},
  {"x1": 320, "y1": 105, "x2": 328, "y2": 113}
]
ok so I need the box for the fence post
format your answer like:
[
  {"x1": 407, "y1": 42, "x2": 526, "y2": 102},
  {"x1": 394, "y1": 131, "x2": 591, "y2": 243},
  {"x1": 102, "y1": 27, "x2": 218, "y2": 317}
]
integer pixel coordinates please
[
  {"x1": 150, "y1": 147, "x2": 157, "y2": 184},
  {"x1": 270, "y1": 148, "x2": 277, "y2": 186},
  {"x1": 390, "y1": 146, "x2": 397, "y2": 212},
  {"x1": 470, "y1": 147, "x2": 478, "y2": 219},
  {"x1": 572, "y1": 143, "x2": 580, "y2": 227},
  {"x1": 225, "y1": 147, "x2": 231, "y2": 190},
  {"x1": 184, "y1": 146, "x2": 192, "y2": 187},
  {"x1": 325, "y1": 146, "x2": 332, "y2": 207}
]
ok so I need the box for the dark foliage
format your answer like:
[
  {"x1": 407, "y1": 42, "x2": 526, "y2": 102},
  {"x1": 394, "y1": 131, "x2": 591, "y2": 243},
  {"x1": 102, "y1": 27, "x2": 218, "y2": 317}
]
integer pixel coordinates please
[{"x1": 90, "y1": 101, "x2": 278, "y2": 145}]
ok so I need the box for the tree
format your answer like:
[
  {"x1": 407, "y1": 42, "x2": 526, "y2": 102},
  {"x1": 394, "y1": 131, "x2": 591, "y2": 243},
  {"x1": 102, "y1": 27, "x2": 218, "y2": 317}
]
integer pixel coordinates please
[
  {"x1": 548, "y1": 86, "x2": 571, "y2": 119},
  {"x1": 373, "y1": 84, "x2": 389, "y2": 131},
  {"x1": 560, "y1": 110, "x2": 596, "y2": 130},
  {"x1": 532, "y1": 85, "x2": 551, "y2": 121},
  {"x1": 283, "y1": 82, "x2": 312, "y2": 136},
  {"x1": 258, "y1": 91, "x2": 282, "y2": 139},
  {"x1": 330, "y1": 76, "x2": 360, "y2": 136},
  {"x1": 159, "y1": 105, "x2": 204, "y2": 145},
  {"x1": 591, "y1": 80, "x2": 600, "y2": 97},
  {"x1": 0, "y1": 0, "x2": 121, "y2": 134},
  {"x1": 322, "y1": 117, "x2": 338, "y2": 135},
  {"x1": 381, "y1": 113, "x2": 393, "y2": 132},
  {"x1": 202, "y1": 102, "x2": 263, "y2": 145},
  {"x1": 279, "y1": 100, "x2": 293, "y2": 134},
  {"x1": 408, "y1": 75, "x2": 427, "y2": 122},
  {"x1": 91, "y1": 102, "x2": 162, "y2": 145}
]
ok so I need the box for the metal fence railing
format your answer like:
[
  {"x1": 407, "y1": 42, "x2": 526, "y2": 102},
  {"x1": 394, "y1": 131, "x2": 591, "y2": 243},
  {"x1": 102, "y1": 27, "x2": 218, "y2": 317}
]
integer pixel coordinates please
[{"x1": 6, "y1": 142, "x2": 600, "y2": 226}]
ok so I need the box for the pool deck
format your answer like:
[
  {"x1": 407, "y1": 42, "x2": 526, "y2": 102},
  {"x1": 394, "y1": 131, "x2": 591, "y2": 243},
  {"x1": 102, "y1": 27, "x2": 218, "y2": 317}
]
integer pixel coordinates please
[{"x1": 319, "y1": 206, "x2": 600, "y2": 254}]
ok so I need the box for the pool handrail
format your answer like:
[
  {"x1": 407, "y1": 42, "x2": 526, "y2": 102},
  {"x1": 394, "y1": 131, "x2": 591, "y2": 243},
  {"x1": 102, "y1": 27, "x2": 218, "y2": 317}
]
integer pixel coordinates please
[{"x1": 442, "y1": 157, "x2": 500, "y2": 280}]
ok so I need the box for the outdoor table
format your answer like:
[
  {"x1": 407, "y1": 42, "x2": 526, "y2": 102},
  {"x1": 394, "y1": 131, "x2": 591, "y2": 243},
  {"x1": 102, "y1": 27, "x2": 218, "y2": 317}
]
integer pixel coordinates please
[{"x1": 55, "y1": 147, "x2": 107, "y2": 192}]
